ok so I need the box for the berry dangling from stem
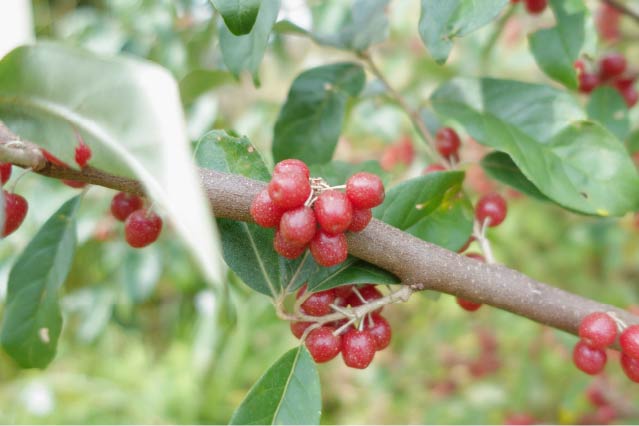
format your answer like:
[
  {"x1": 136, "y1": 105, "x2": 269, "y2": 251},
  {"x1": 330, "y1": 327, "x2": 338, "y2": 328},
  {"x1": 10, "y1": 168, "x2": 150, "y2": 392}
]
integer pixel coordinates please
[{"x1": 2, "y1": 190, "x2": 28, "y2": 237}]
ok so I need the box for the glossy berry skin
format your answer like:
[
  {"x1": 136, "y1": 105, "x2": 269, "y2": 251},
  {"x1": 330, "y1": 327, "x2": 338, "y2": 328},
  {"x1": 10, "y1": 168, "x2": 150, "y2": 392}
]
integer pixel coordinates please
[
  {"x1": 305, "y1": 326, "x2": 341, "y2": 363},
  {"x1": 346, "y1": 172, "x2": 385, "y2": 209},
  {"x1": 348, "y1": 208, "x2": 372, "y2": 233},
  {"x1": 313, "y1": 190, "x2": 353, "y2": 235},
  {"x1": 579, "y1": 72, "x2": 600, "y2": 94},
  {"x1": 525, "y1": 0, "x2": 547, "y2": 14},
  {"x1": 274, "y1": 230, "x2": 307, "y2": 259},
  {"x1": 62, "y1": 180, "x2": 87, "y2": 189},
  {"x1": 365, "y1": 314, "x2": 392, "y2": 350},
  {"x1": 475, "y1": 193, "x2": 507, "y2": 227},
  {"x1": 434, "y1": 127, "x2": 461, "y2": 158},
  {"x1": 0, "y1": 163, "x2": 11, "y2": 185},
  {"x1": 273, "y1": 159, "x2": 310, "y2": 179},
  {"x1": 573, "y1": 341, "x2": 607, "y2": 375},
  {"x1": 422, "y1": 164, "x2": 446, "y2": 174},
  {"x1": 74, "y1": 142, "x2": 92, "y2": 168},
  {"x1": 268, "y1": 171, "x2": 311, "y2": 210},
  {"x1": 290, "y1": 321, "x2": 313, "y2": 339},
  {"x1": 124, "y1": 209, "x2": 163, "y2": 248},
  {"x1": 342, "y1": 328, "x2": 376, "y2": 369},
  {"x1": 111, "y1": 192, "x2": 144, "y2": 222},
  {"x1": 250, "y1": 189, "x2": 285, "y2": 228},
  {"x1": 620, "y1": 325, "x2": 639, "y2": 359},
  {"x1": 299, "y1": 288, "x2": 337, "y2": 317},
  {"x1": 346, "y1": 285, "x2": 383, "y2": 314},
  {"x1": 620, "y1": 353, "x2": 639, "y2": 383},
  {"x1": 599, "y1": 53, "x2": 627, "y2": 80},
  {"x1": 2, "y1": 191, "x2": 28, "y2": 237},
  {"x1": 578, "y1": 312, "x2": 617, "y2": 349},
  {"x1": 456, "y1": 297, "x2": 482, "y2": 312},
  {"x1": 334, "y1": 285, "x2": 354, "y2": 300},
  {"x1": 309, "y1": 230, "x2": 347, "y2": 267},
  {"x1": 279, "y1": 206, "x2": 317, "y2": 245}
]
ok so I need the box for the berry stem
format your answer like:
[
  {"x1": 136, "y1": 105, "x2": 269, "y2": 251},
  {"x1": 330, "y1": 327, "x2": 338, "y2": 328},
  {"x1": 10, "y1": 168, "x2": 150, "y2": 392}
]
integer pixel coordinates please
[{"x1": 472, "y1": 218, "x2": 496, "y2": 264}]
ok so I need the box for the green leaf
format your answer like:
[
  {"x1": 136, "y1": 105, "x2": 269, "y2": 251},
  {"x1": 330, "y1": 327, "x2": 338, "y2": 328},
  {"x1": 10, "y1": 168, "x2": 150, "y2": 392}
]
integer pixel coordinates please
[
  {"x1": 272, "y1": 63, "x2": 365, "y2": 165},
  {"x1": 309, "y1": 160, "x2": 388, "y2": 187},
  {"x1": 305, "y1": 257, "x2": 399, "y2": 292},
  {"x1": 219, "y1": 0, "x2": 280, "y2": 86},
  {"x1": 529, "y1": 0, "x2": 590, "y2": 89},
  {"x1": 481, "y1": 152, "x2": 549, "y2": 201},
  {"x1": 0, "y1": 42, "x2": 224, "y2": 287},
  {"x1": 431, "y1": 77, "x2": 639, "y2": 216},
  {"x1": 418, "y1": 0, "x2": 508, "y2": 64},
  {"x1": 374, "y1": 172, "x2": 473, "y2": 251},
  {"x1": 211, "y1": 0, "x2": 261, "y2": 36},
  {"x1": 179, "y1": 69, "x2": 233, "y2": 104},
  {"x1": 587, "y1": 86, "x2": 630, "y2": 142},
  {"x1": 230, "y1": 346, "x2": 321, "y2": 425},
  {"x1": 0, "y1": 196, "x2": 80, "y2": 368}
]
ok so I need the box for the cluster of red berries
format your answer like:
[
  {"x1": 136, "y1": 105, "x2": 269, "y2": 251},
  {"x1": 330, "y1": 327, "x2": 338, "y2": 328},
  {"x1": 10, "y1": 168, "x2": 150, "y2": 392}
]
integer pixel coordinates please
[
  {"x1": 290, "y1": 284, "x2": 391, "y2": 369},
  {"x1": 511, "y1": 0, "x2": 547, "y2": 15},
  {"x1": 573, "y1": 311, "x2": 639, "y2": 383},
  {"x1": 250, "y1": 159, "x2": 385, "y2": 267},
  {"x1": 576, "y1": 53, "x2": 638, "y2": 108},
  {"x1": 1, "y1": 162, "x2": 28, "y2": 238},
  {"x1": 110, "y1": 191, "x2": 163, "y2": 248}
]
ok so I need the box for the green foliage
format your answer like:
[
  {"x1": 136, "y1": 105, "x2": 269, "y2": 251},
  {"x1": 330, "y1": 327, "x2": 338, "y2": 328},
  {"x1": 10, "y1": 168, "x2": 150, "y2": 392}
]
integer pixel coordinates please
[
  {"x1": 481, "y1": 152, "x2": 549, "y2": 201},
  {"x1": 211, "y1": 0, "x2": 261, "y2": 36},
  {"x1": 587, "y1": 86, "x2": 630, "y2": 141}
]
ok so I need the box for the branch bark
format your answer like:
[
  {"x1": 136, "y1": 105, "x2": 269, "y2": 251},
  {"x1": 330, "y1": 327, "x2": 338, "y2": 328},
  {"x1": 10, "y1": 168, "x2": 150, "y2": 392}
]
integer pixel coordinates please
[{"x1": 1, "y1": 123, "x2": 638, "y2": 346}]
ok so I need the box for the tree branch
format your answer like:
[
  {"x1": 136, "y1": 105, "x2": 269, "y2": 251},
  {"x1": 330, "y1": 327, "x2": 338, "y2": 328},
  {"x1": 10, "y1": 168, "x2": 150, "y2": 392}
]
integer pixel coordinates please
[
  {"x1": 1, "y1": 123, "x2": 638, "y2": 347},
  {"x1": 602, "y1": 0, "x2": 639, "y2": 23}
]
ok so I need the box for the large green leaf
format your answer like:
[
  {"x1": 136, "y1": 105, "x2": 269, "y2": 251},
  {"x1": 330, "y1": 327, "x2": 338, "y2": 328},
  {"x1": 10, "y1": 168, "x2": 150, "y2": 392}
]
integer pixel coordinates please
[
  {"x1": 272, "y1": 63, "x2": 365, "y2": 165},
  {"x1": 587, "y1": 86, "x2": 630, "y2": 142},
  {"x1": 230, "y1": 346, "x2": 321, "y2": 425},
  {"x1": 374, "y1": 172, "x2": 473, "y2": 251},
  {"x1": 211, "y1": 0, "x2": 261, "y2": 36},
  {"x1": 418, "y1": 0, "x2": 508, "y2": 64},
  {"x1": 431, "y1": 78, "x2": 639, "y2": 216},
  {"x1": 480, "y1": 152, "x2": 549, "y2": 201},
  {"x1": 219, "y1": 0, "x2": 280, "y2": 86},
  {"x1": 0, "y1": 42, "x2": 223, "y2": 286},
  {"x1": 0, "y1": 196, "x2": 80, "y2": 368},
  {"x1": 529, "y1": 0, "x2": 591, "y2": 89}
]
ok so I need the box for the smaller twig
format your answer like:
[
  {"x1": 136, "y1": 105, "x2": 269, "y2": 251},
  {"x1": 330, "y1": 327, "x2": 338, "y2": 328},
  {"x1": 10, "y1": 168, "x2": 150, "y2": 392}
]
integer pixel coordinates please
[{"x1": 472, "y1": 219, "x2": 496, "y2": 264}]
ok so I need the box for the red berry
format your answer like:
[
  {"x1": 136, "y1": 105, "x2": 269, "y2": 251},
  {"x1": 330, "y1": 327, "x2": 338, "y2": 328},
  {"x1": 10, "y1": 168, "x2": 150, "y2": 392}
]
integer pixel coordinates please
[
  {"x1": 345, "y1": 172, "x2": 385, "y2": 209},
  {"x1": 599, "y1": 53, "x2": 627, "y2": 80},
  {"x1": 620, "y1": 353, "x2": 639, "y2": 382},
  {"x1": 334, "y1": 285, "x2": 354, "y2": 300},
  {"x1": 62, "y1": 180, "x2": 87, "y2": 189},
  {"x1": 274, "y1": 230, "x2": 307, "y2": 259},
  {"x1": 365, "y1": 314, "x2": 392, "y2": 350},
  {"x1": 579, "y1": 72, "x2": 600, "y2": 94},
  {"x1": 574, "y1": 60, "x2": 585, "y2": 74},
  {"x1": 380, "y1": 137, "x2": 414, "y2": 171},
  {"x1": 422, "y1": 164, "x2": 446, "y2": 174},
  {"x1": 620, "y1": 325, "x2": 639, "y2": 359},
  {"x1": 573, "y1": 340, "x2": 607, "y2": 375},
  {"x1": 305, "y1": 326, "x2": 341, "y2": 363},
  {"x1": 613, "y1": 76, "x2": 636, "y2": 92},
  {"x1": 268, "y1": 171, "x2": 310, "y2": 210},
  {"x1": 578, "y1": 312, "x2": 617, "y2": 349},
  {"x1": 299, "y1": 288, "x2": 337, "y2": 317},
  {"x1": 524, "y1": 0, "x2": 547, "y2": 14},
  {"x1": 111, "y1": 192, "x2": 144, "y2": 222},
  {"x1": 279, "y1": 206, "x2": 317, "y2": 245},
  {"x1": 596, "y1": 4, "x2": 621, "y2": 42},
  {"x1": 342, "y1": 328, "x2": 376, "y2": 369},
  {"x1": 273, "y1": 159, "x2": 310, "y2": 179},
  {"x1": 456, "y1": 297, "x2": 482, "y2": 312},
  {"x1": 620, "y1": 86, "x2": 638, "y2": 108},
  {"x1": 348, "y1": 208, "x2": 372, "y2": 233},
  {"x1": 74, "y1": 141, "x2": 92, "y2": 168},
  {"x1": 124, "y1": 209, "x2": 163, "y2": 248},
  {"x1": 290, "y1": 320, "x2": 313, "y2": 339},
  {"x1": 250, "y1": 189, "x2": 285, "y2": 228},
  {"x1": 475, "y1": 193, "x2": 507, "y2": 227},
  {"x1": 2, "y1": 191, "x2": 28, "y2": 237},
  {"x1": 346, "y1": 285, "x2": 383, "y2": 314},
  {"x1": 313, "y1": 190, "x2": 353, "y2": 235},
  {"x1": 309, "y1": 230, "x2": 348, "y2": 267},
  {"x1": 434, "y1": 127, "x2": 461, "y2": 159},
  {"x1": 0, "y1": 163, "x2": 11, "y2": 185}
]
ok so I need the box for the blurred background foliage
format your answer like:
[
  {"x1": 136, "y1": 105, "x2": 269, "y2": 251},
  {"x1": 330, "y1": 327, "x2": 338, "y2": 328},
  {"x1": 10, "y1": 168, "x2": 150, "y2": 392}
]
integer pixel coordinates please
[{"x1": 1, "y1": 0, "x2": 639, "y2": 423}]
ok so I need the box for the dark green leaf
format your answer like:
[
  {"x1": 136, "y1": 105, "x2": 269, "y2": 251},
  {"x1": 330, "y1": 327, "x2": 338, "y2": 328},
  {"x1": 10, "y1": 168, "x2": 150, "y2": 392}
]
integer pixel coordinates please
[
  {"x1": 211, "y1": 0, "x2": 261, "y2": 36},
  {"x1": 272, "y1": 63, "x2": 365, "y2": 165},
  {"x1": 481, "y1": 152, "x2": 549, "y2": 201},
  {"x1": 306, "y1": 257, "x2": 399, "y2": 292},
  {"x1": 431, "y1": 78, "x2": 639, "y2": 216},
  {"x1": 219, "y1": 0, "x2": 280, "y2": 86},
  {"x1": 418, "y1": 0, "x2": 508, "y2": 64},
  {"x1": 0, "y1": 196, "x2": 81, "y2": 368},
  {"x1": 230, "y1": 346, "x2": 321, "y2": 425},
  {"x1": 587, "y1": 86, "x2": 630, "y2": 141},
  {"x1": 179, "y1": 69, "x2": 233, "y2": 104}
]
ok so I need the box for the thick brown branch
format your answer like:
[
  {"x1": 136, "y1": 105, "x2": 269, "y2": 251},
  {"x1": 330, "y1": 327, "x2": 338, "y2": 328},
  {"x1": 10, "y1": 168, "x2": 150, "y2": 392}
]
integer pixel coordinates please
[
  {"x1": 602, "y1": 0, "x2": 639, "y2": 23},
  {"x1": 1, "y1": 125, "x2": 638, "y2": 345}
]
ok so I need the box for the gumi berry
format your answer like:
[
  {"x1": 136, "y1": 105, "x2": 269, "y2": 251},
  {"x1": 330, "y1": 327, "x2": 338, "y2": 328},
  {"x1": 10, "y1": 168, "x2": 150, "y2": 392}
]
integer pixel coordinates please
[
  {"x1": 2, "y1": 190, "x2": 28, "y2": 237},
  {"x1": 0, "y1": 163, "x2": 12, "y2": 186},
  {"x1": 124, "y1": 208, "x2": 163, "y2": 248},
  {"x1": 574, "y1": 54, "x2": 638, "y2": 108},
  {"x1": 250, "y1": 159, "x2": 385, "y2": 268}
]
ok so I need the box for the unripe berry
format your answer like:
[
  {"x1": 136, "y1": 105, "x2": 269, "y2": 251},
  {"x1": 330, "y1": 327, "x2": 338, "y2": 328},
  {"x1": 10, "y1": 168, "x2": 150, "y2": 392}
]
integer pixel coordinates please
[
  {"x1": 347, "y1": 208, "x2": 372, "y2": 233},
  {"x1": 0, "y1": 163, "x2": 11, "y2": 185},
  {"x1": 313, "y1": 190, "x2": 353, "y2": 235},
  {"x1": 250, "y1": 189, "x2": 285, "y2": 228},
  {"x1": 298, "y1": 287, "x2": 337, "y2": 317},
  {"x1": 268, "y1": 171, "x2": 311, "y2": 210},
  {"x1": 599, "y1": 53, "x2": 627, "y2": 80},
  {"x1": 290, "y1": 320, "x2": 313, "y2": 339},
  {"x1": 273, "y1": 159, "x2": 310, "y2": 179},
  {"x1": 620, "y1": 325, "x2": 639, "y2": 359},
  {"x1": 305, "y1": 326, "x2": 341, "y2": 363},
  {"x1": 124, "y1": 209, "x2": 163, "y2": 248},
  {"x1": 111, "y1": 192, "x2": 144, "y2": 222},
  {"x1": 309, "y1": 230, "x2": 348, "y2": 267},
  {"x1": 475, "y1": 193, "x2": 507, "y2": 227},
  {"x1": 2, "y1": 191, "x2": 28, "y2": 237},
  {"x1": 341, "y1": 328, "x2": 376, "y2": 369},
  {"x1": 578, "y1": 312, "x2": 617, "y2": 349},
  {"x1": 573, "y1": 340, "x2": 607, "y2": 375},
  {"x1": 434, "y1": 127, "x2": 461, "y2": 159},
  {"x1": 365, "y1": 314, "x2": 392, "y2": 350},
  {"x1": 74, "y1": 141, "x2": 92, "y2": 168},
  {"x1": 524, "y1": 0, "x2": 547, "y2": 14},
  {"x1": 620, "y1": 353, "x2": 639, "y2": 382},
  {"x1": 279, "y1": 206, "x2": 317, "y2": 245},
  {"x1": 346, "y1": 285, "x2": 383, "y2": 314},
  {"x1": 345, "y1": 172, "x2": 385, "y2": 209},
  {"x1": 456, "y1": 297, "x2": 482, "y2": 312},
  {"x1": 274, "y1": 230, "x2": 307, "y2": 259}
]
